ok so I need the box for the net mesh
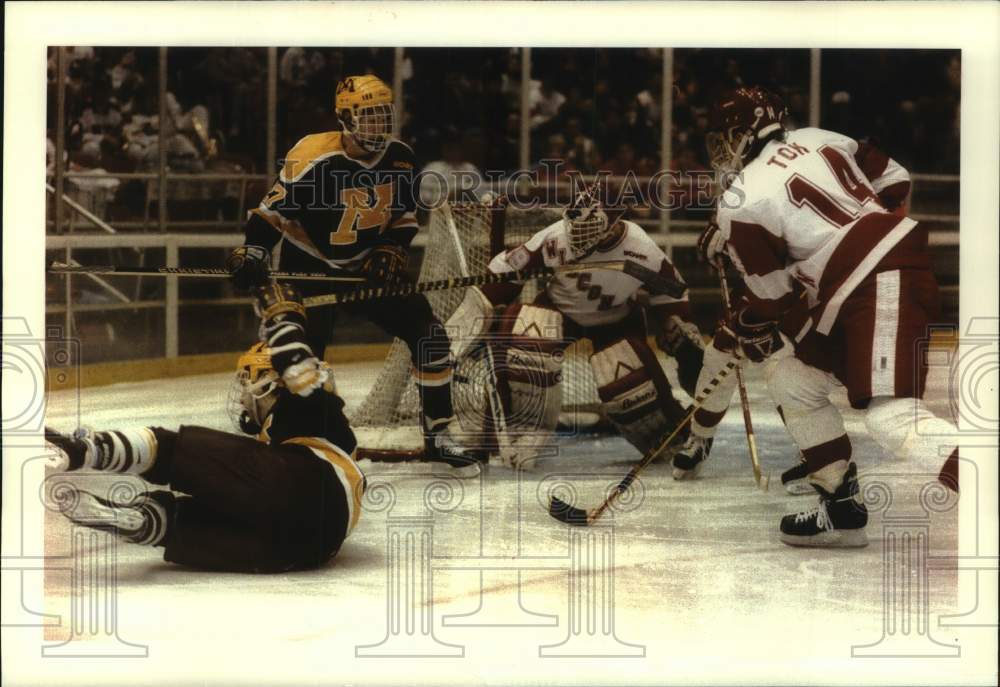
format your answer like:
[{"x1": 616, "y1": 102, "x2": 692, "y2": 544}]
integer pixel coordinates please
[{"x1": 347, "y1": 201, "x2": 603, "y2": 450}]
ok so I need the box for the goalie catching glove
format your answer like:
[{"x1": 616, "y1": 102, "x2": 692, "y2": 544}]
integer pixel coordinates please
[
  {"x1": 360, "y1": 243, "x2": 408, "y2": 284},
  {"x1": 254, "y1": 282, "x2": 330, "y2": 396}
]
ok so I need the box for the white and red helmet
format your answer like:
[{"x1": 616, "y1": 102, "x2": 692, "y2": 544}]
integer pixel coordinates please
[{"x1": 706, "y1": 86, "x2": 788, "y2": 175}]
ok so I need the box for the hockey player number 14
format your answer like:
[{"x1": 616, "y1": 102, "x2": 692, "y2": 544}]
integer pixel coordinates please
[{"x1": 784, "y1": 145, "x2": 880, "y2": 228}]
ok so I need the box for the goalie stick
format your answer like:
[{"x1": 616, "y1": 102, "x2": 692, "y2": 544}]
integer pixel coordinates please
[
  {"x1": 302, "y1": 259, "x2": 686, "y2": 308},
  {"x1": 549, "y1": 353, "x2": 741, "y2": 527},
  {"x1": 717, "y1": 263, "x2": 770, "y2": 492},
  {"x1": 47, "y1": 261, "x2": 366, "y2": 283}
]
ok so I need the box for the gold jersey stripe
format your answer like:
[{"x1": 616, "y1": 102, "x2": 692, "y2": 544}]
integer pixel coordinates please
[
  {"x1": 280, "y1": 131, "x2": 345, "y2": 183},
  {"x1": 283, "y1": 437, "x2": 365, "y2": 533}
]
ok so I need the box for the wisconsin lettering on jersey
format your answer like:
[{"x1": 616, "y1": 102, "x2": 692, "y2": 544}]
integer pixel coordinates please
[{"x1": 249, "y1": 132, "x2": 419, "y2": 267}]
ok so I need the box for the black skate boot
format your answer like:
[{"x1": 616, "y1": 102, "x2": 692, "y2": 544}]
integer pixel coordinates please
[
  {"x1": 62, "y1": 489, "x2": 175, "y2": 547},
  {"x1": 779, "y1": 462, "x2": 868, "y2": 548},
  {"x1": 45, "y1": 426, "x2": 107, "y2": 471},
  {"x1": 671, "y1": 434, "x2": 712, "y2": 480},
  {"x1": 424, "y1": 428, "x2": 487, "y2": 478},
  {"x1": 780, "y1": 454, "x2": 812, "y2": 495}
]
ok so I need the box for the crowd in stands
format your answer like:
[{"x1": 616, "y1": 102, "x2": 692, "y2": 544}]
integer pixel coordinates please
[{"x1": 47, "y1": 46, "x2": 960, "y2": 226}]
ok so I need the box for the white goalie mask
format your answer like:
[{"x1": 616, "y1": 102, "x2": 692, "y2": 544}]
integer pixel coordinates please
[{"x1": 563, "y1": 189, "x2": 609, "y2": 258}]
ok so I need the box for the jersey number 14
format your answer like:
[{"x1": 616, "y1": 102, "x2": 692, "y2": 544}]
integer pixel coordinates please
[{"x1": 785, "y1": 145, "x2": 879, "y2": 228}]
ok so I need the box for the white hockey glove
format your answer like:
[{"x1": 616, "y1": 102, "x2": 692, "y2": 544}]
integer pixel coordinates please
[
  {"x1": 281, "y1": 357, "x2": 331, "y2": 397},
  {"x1": 697, "y1": 220, "x2": 727, "y2": 267}
]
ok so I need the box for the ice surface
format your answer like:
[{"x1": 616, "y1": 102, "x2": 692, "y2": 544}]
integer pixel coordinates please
[{"x1": 38, "y1": 360, "x2": 967, "y2": 686}]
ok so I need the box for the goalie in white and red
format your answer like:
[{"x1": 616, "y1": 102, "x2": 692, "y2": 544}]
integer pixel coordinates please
[
  {"x1": 446, "y1": 188, "x2": 706, "y2": 469},
  {"x1": 698, "y1": 86, "x2": 959, "y2": 548}
]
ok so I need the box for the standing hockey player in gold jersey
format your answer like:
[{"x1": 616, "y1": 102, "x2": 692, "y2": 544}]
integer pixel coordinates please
[{"x1": 226, "y1": 74, "x2": 473, "y2": 465}]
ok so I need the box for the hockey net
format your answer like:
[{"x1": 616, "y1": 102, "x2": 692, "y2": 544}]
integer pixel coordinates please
[{"x1": 348, "y1": 200, "x2": 605, "y2": 453}]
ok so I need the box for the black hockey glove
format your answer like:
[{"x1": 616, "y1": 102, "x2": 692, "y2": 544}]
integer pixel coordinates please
[
  {"x1": 656, "y1": 314, "x2": 705, "y2": 398},
  {"x1": 719, "y1": 304, "x2": 784, "y2": 363},
  {"x1": 360, "y1": 243, "x2": 408, "y2": 284},
  {"x1": 227, "y1": 245, "x2": 271, "y2": 290}
]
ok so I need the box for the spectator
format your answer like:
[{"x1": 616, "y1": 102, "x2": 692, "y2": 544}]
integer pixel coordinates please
[
  {"x1": 529, "y1": 81, "x2": 566, "y2": 130},
  {"x1": 419, "y1": 128, "x2": 486, "y2": 207},
  {"x1": 564, "y1": 117, "x2": 599, "y2": 174}
]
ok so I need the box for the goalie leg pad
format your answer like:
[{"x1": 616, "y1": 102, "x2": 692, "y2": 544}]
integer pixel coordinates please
[
  {"x1": 444, "y1": 287, "x2": 494, "y2": 361},
  {"x1": 591, "y1": 337, "x2": 686, "y2": 455},
  {"x1": 496, "y1": 304, "x2": 565, "y2": 436}
]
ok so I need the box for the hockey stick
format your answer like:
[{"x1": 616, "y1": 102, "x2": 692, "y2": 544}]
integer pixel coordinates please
[
  {"x1": 302, "y1": 259, "x2": 686, "y2": 308},
  {"x1": 548, "y1": 354, "x2": 741, "y2": 527},
  {"x1": 717, "y1": 264, "x2": 770, "y2": 492},
  {"x1": 47, "y1": 261, "x2": 367, "y2": 283}
]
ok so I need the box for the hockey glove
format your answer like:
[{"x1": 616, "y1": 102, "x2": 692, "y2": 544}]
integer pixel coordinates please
[
  {"x1": 280, "y1": 358, "x2": 331, "y2": 397},
  {"x1": 720, "y1": 306, "x2": 784, "y2": 363},
  {"x1": 227, "y1": 245, "x2": 271, "y2": 290},
  {"x1": 656, "y1": 315, "x2": 705, "y2": 397},
  {"x1": 361, "y1": 243, "x2": 408, "y2": 284},
  {"x1": 252, "y1": 282, "x2": 327, "y2": 396},
  {"x1": 697, "y1": 220, "x2": 727, "y2": 267}
]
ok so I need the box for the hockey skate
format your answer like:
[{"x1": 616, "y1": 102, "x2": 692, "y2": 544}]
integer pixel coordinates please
[
  {"x1": 780, "y1": 454, "x2": 813, "y2": 495},
  {"x1": 424, "y1": 429, "x2": 487, "y2": 478},
  {"x1": 58, "y1": 488, "x2": 175, "y2": 547},
  {"x1": 671, "y1": 434, "x2": 712, "y2": 480},
  {"x1": 45, "y1": 426, "x2": 106, "y2": 471},
  {"x1": 779, "y1": 462, "x2": 868, "y2": 548}
]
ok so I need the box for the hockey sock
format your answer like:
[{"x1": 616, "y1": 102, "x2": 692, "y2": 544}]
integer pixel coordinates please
[
  {"x1": 690, "y1": 343, "x2": 738, "y2": 438},
  {"x1": 808, "y1": 458, "x2": 850, "y2": 494},
  {"x1": 88, "y1": 427, "x2": 160, "y2": 475},
  {"x1": 415, "y1": 357, "x2": 456, "y2": 437},
  {"x1": 142, "y1": 428, "x2": 177, "y2": 485}
]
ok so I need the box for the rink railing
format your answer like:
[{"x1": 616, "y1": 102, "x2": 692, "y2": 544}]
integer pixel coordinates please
[{"x1": 46, "y1": 224, "x2": 960, "y2": 361}]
